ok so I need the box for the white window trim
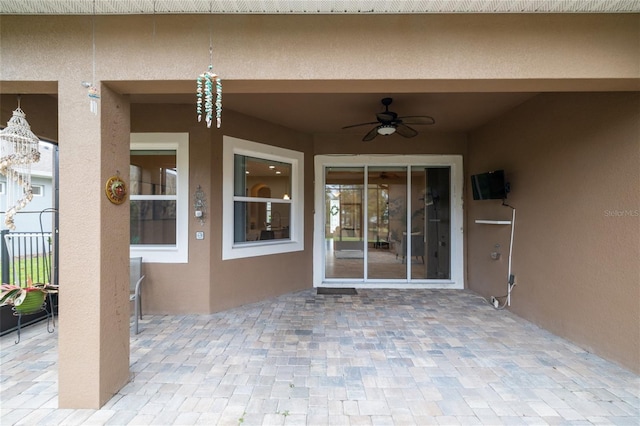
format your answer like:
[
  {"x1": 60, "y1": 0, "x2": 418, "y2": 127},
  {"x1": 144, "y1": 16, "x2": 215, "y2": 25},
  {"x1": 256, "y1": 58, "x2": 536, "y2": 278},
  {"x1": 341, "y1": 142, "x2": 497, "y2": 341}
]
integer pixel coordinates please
[
  {"x1": 222, "y1": 136, "x2": 304, "y2": 260},
  {"x1": 313, "y1": 154, "x2": 464, "y2": 289},
  {"x1": 31, "y1": 184, "x2": 44, "y2": 196},
  {"x1": 130, "y1": 133, "x2": 189, "y2": 263}
]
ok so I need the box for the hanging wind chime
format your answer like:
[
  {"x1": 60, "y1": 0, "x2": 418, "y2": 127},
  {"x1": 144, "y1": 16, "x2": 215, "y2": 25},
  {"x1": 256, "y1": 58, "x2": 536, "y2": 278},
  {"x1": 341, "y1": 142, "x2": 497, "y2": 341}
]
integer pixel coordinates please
[
  {"x1": 196, "y1": 28, "x2": 222, "y2": 128},
  {"x1": 0, "y1": 99, "x2": 41, "y2": 230},
  {"x1": 86, "y1": 0, "x2": 100, "y2": 115},
  {"x1": 88, "y1": 84, "x2": 100, "y2": 115},
  {"x1": 196, "y1": 65, "x2": 222, "y2": 128}
]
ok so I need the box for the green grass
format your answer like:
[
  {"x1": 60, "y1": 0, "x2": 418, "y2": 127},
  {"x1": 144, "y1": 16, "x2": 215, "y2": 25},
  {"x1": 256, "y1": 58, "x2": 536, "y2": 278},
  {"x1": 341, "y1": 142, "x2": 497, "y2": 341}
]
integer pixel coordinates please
[{"x1": 1, "y1": 255, "x2": 52, "y2": 285}]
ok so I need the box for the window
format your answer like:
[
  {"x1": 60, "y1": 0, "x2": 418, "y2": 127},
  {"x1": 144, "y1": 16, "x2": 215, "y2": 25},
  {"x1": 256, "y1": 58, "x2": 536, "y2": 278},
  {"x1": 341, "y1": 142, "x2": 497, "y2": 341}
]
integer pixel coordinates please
[
  {"x1": 0, "y1": 181, "x2": 5, "y2": 195},
  {"x1": 31, "y1": 184, "x2": 44, "y2": 196},
  {"x1": 222, "y1": 136, "x2": 304, "y2": 260},
  {"x1": 130, "y1": 133, "x2": 189, "y2": 263}
]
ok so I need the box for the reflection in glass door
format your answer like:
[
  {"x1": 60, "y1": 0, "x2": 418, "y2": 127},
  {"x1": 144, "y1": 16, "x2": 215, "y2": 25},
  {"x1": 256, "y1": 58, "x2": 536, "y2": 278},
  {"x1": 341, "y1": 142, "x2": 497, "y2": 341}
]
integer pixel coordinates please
[
  {"x1": 410, "y1": 167, "x2": 451, "y2": 280},
  {"x1": 325, "y1": 167, "x2": 364, "y2": 279},
  {"x1": 367, "y1": 167, "x2": 407, "y2": 280},
  {"x1": 323, "y1": 164, "x2": 452, "y2": 283}
]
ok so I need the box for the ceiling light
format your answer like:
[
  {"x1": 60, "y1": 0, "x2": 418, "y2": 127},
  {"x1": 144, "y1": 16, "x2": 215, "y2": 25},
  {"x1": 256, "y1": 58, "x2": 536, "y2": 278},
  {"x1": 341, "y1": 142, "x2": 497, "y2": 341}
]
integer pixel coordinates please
[
  {"x1": 269, "y1": 165, "x2": 275, "y2": 169},
  {"x1": 377, "y1": 125, "x2": 396, "y2": 136},
  {"x1": 275, "y1": 170, "x2": 281, "y2": 174}
]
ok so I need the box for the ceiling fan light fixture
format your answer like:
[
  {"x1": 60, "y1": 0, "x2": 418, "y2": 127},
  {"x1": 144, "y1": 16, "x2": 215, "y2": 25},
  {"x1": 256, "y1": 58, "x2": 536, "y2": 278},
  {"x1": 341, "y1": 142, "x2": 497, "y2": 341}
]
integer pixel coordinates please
[
  {"x1": 377, "y1": 124, "x2": 396, "y2": 136},
  {"x1": 343, "y1": 98, "x2": 434, "y2": 141}
]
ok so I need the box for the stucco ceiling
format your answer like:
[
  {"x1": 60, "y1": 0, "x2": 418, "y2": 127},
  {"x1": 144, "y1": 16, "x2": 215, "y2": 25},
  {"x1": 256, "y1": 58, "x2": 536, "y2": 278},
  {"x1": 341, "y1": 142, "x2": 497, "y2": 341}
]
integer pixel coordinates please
[
  {"x1": 112, "y1": 79, "x2": 542, "y2": 134},
  {"x1": 1, "y1": 0, "x2": 639, "y2": 14},
  {"x1": 1, "y1": 82, "x2": 541, "y2": 135},
  {"x1": 119, "y1": 76, "x2": 634, "y2": 134},
  {"x1": 180, "y1": 91, "x2": 539, "y2": 134}
]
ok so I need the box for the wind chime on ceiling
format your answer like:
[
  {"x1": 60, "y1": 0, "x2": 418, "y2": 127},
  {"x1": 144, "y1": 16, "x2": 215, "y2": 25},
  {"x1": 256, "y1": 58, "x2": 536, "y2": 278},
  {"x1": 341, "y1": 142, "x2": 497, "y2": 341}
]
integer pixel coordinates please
[
  {"x1": 196, "y1": 9, "x2": 222, "y2": 129},
  {"x1": 84, "y1": 0, "x2": 100, "y2": 115},
  {"x1": 0, "y1": 97, "x2": 41, "y2": 230}
]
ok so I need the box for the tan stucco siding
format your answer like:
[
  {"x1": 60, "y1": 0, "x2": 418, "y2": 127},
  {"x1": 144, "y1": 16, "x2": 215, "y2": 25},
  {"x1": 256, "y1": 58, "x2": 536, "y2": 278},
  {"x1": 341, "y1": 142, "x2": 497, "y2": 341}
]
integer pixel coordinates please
[
  {"x1": 467, "y1": 92, "x2": 640, "y2": 373},
  {"x1": 1, "y1": 14, "x2": 639, "y2": 85},
  {"x1": 130, "y1": 105, "x2": 315, "y2": 314}
]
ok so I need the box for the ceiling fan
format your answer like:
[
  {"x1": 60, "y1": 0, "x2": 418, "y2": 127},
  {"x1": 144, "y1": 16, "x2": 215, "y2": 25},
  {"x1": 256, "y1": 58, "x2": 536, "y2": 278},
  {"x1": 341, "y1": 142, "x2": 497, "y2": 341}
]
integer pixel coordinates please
[
  {"x1": 342, "y1": 97, "x2": 435, "y2": 142},
  {"x1": 375, "y1": 171, "x2": 401, "y2": 180}
]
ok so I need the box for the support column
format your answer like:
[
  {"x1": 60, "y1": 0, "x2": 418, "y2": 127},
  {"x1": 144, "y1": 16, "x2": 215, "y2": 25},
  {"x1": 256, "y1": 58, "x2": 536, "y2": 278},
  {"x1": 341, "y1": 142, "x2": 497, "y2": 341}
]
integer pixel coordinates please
[{"x1": 58, "y1": 81, "x2": 131, "y2": 408}]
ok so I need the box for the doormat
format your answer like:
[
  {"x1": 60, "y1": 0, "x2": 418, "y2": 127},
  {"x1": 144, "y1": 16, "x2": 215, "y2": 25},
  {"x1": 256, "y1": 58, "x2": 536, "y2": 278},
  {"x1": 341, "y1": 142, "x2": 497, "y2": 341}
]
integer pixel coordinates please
[{"x1": 317, "y1": 287, "x2": 357, "y2": 295}]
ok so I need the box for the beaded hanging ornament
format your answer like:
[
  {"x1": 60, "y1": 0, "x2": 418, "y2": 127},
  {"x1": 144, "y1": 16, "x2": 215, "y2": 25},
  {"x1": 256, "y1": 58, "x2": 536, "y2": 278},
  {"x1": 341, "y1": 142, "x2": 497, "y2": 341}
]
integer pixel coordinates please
[
  {"x1": 196, "y1": 11, "x2": 222, "y2": 128},
  {"x1": 196, "y1": 64, "x2": 222, "y2": 129},
  {"x1": 0, "y1": 103, "x2": 41, "y2": 230}
]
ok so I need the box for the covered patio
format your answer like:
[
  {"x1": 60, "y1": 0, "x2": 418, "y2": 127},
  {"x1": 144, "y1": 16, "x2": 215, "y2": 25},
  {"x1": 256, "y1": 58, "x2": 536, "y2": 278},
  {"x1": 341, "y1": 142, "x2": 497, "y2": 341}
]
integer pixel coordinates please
[{"x1": 2, "y1": 289, "x2": 637, "y2": 425}]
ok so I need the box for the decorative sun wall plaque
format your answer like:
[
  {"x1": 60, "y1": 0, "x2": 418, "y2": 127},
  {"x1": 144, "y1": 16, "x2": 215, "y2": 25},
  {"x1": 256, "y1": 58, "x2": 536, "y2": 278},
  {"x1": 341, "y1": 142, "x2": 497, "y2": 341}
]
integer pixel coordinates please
[{"x1": 105, "y1": 175, "x2": 127, "y2": 205}]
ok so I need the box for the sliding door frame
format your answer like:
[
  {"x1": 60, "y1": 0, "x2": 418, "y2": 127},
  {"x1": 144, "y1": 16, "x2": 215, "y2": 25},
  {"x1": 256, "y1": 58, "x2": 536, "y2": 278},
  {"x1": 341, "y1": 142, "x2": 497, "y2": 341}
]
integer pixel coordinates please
[{"x1": 313, "y1": 154, "x2": 465, "y2": 289}]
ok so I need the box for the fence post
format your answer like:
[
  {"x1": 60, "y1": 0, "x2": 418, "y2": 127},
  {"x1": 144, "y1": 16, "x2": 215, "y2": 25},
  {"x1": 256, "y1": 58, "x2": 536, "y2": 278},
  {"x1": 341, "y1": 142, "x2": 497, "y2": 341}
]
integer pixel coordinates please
[{"x1": 1, "y1": 229, "x2": 9, "y2": 284}]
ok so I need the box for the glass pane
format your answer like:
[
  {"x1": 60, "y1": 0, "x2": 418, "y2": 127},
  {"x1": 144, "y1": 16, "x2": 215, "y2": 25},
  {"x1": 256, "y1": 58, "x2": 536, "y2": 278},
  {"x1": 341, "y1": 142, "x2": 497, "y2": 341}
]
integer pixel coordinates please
[
  {"x1": 324, "y1": 167, "x2": 364, "y2": 279},
  {"x1": 234, "y1": 201, "x2": 291, "y2": 243},
  {"x1": 409, "y1": 168, "x2": 427, "y2": 279},
  {"x1": 130, "y1": 150, "x2": 177, "y2": 195},
  {"x1": 235, "y1": 154, "x2": 292, "y2": 199},
  {"x1": 368, "y1": 167, "x2": 407, "y2": 280},
  {"x1": 130, "y1": 200, "x2": 177, "y2": 245},
  {"x1": 410, "y1": 167, "x2": 451, "y2": 279}
]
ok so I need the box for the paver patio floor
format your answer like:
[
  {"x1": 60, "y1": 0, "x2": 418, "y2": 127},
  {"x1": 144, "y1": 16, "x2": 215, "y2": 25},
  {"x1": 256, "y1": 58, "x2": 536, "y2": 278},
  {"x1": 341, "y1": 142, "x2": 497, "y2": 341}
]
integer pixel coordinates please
[{"x1": 1, "y1": 289, "x2": 638, "y2": 425}]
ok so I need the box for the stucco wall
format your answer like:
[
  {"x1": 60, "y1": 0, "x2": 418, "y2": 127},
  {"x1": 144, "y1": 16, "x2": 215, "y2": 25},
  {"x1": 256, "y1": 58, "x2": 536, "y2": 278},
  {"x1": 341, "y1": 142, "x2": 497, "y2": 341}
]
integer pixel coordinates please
[
  {"x1": 467, "y1": 92, "x2": 640, "y2": 373},
  {"x1": 131, "y1": 104, "x2": 315, "y2": 313},
  {"x1": 130, "y1": 104, "x2": 213, "y2": 314},
  {"x1": 1, "y1": 14, "x2": 638, "y2": 84}
]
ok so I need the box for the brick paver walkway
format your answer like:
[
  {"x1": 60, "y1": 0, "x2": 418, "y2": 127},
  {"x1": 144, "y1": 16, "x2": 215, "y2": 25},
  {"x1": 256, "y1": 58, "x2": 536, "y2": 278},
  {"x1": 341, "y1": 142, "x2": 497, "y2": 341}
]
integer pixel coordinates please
[{"x1": 1, "y1": 289, "x2": 638, "y2": 425}]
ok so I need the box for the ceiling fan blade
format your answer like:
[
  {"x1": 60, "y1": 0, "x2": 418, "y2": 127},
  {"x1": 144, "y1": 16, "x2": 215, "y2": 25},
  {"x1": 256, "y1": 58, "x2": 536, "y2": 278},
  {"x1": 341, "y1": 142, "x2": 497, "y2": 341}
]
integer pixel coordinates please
[
  {"x1": 342, "y1": 121, "x2": 380, "y2": 129},
  {"x1": 362, "y1": 127, "x2": 379, "y2": 141},
  {"x1": 376, "y1": 112, "x2": 397, "y2": 122},
  {"x1": 395, "y1": 123, "x2": 418, "y2": 138},
  {"x1": 346, "y1": 98, "x2": 434, "y2": 139},
  {"x1": 397, "y1": 115, "x2": 435, "y2": 125}
]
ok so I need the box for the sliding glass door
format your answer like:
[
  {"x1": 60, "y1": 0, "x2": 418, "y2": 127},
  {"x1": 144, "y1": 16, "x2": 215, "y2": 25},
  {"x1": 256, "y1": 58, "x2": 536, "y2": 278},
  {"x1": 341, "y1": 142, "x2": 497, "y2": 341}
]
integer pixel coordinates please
[
  {"x1": 315, "y1": 155, "x2": 463, "y2": 288},
  {"x1": 367, "y1": 167, "x2": 407, "y2": 280},
  {"x1": 410, "y1": 167, "x2": 451, "y2": 280},
  {"x1": 324, "y1": 167, "x2": 364, "y2": 279}
]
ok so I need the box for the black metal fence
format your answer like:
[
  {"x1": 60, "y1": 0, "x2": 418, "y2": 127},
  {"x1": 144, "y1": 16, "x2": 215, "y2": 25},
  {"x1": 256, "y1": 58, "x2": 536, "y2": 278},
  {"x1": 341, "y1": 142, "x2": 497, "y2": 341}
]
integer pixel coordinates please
[
  {"x1": 1, "y1": 230, "x2": 57, "y2": 335},
  {"x1": 1, "y1": 230, "x2": 53, "y2": 285}
]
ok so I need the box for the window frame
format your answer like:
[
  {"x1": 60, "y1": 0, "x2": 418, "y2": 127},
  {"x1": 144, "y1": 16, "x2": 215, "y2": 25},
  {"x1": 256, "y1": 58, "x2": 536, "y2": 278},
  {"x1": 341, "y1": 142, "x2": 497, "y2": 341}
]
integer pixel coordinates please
[
  {"x1": 222, "y1": 136, "x2": 304, "y2": 260},
  {"x1": 31, "y1": 184, "x2": 44, "y2": 196},
  {"x1": 129, "y1": 133, "x2": 189, "y2": 263}
]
